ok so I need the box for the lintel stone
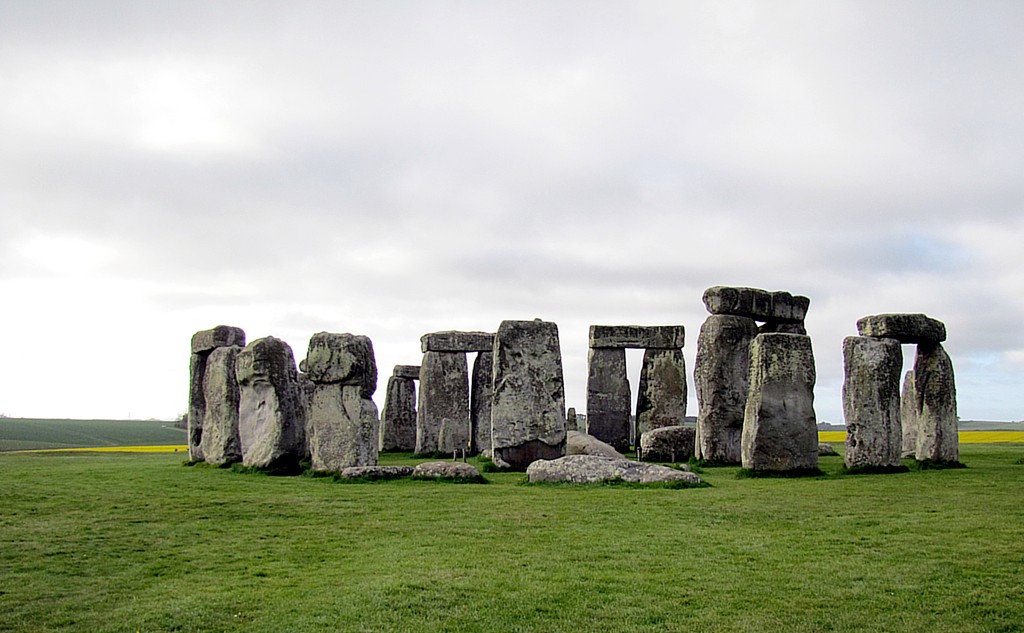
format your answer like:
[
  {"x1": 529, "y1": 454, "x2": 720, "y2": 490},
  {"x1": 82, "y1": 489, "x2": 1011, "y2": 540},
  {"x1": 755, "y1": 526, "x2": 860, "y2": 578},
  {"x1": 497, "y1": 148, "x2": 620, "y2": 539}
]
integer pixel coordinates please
[
  {"x1": 191, "y1": 325, "x2": 246, "y2": 354},
  {"x1": 702, "y1": 286, "x2": 809, "y2": 323},
  {"x1": 856, "y1": 313, "x2": 947, "y2": 344},
  {"x1": 588, "y1": 325, "x2": 686, "y2": 349},
  {"x1": 420, "y1": 331, "x2": 495, "y2": 353},
  {"x1": 393, "y1": 365, "x2": 421, "y2": 380}
]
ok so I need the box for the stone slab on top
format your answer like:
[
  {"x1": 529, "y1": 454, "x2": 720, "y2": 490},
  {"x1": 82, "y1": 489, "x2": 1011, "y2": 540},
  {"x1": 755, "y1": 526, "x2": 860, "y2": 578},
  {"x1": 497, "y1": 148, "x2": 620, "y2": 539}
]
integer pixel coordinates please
[
  {"x1": 702, "y1": 286, "x2": 809, "y2": 323},
  {"x1": 856, "y1": 313, "x2": 946, "y2": 344},
  {"x1": 589, "y1": 325, "x2": 686, "y2": 349},
  {"x1": 393, "y1": 365, "x2": 421, "y2": 380},
  {"x1": 420, "y1": 331, "x2": 495, "y2": 353},
  {"x1": 191, "y1": 325, "x2": 246, "y2": 354}
]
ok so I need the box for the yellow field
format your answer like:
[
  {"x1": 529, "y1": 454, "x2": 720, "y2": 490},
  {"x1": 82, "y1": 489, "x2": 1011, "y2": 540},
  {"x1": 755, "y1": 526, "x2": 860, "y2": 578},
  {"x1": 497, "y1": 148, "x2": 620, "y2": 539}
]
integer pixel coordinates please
[
  {"x1": 819, "y1": 431, "x2": 1024, "y2": 444},
  {"x1": 22, "y1": 445, "x2": 188, "y2": 453}
]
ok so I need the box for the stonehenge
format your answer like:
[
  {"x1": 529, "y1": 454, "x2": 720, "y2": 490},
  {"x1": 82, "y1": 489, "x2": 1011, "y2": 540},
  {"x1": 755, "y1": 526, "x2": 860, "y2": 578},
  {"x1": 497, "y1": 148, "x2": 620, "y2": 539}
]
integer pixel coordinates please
[
  {"x1": 188, "y1": 325, "x2": 246, "y2": 463},
  {"x1": 379, "y1": 365, "x2": 419, "y2": 452},
  {"x1": 842, "y1": 336, "x2": 903, "y2": 469}
]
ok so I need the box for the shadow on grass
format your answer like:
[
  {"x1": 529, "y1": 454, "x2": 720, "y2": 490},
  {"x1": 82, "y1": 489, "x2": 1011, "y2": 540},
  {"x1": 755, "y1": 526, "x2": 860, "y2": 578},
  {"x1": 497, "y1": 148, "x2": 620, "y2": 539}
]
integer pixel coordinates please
[
  {"x1": 842, "y1": 464, "x2": 911, "y2": 475},
  {"x1": 736, "y1": 467, "x2": 826, "y2": 479},
  {"x1": 524, "y1": 478, "x2": 710, "y2": 490}
]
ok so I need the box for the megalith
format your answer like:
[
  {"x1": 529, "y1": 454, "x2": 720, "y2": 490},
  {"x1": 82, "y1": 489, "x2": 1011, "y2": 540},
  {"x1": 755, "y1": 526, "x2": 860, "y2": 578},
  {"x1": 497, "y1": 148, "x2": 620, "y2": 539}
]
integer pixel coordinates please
[
  {"x1": 490, "y1": 319, "x2": 567, "y2": 468},
  {"x1": 913, "y1": 343, "x2": 958, "y2": 463},
  {"x1": 416, "y1": 351, "x2": 470, "y2": 455},
  {"x1": 188, "y1": 325, "x2": 245, "y2": 462},
  {"x1": 235, "y1": 336, "x2": 306, "y2": 472},
  {"x1": 199, "y1": 345, "x2": 243, "y2": 465},
  {"x1": 694, "y1": 315, "x2": 758, "y2": 463},
  {"x1": 842, "y1": 336, "x2": 903, "y2": 469},
  {"x1": 741, "y1": 333, "x2": 819, "y2": 472},
  {"x1": 900, "y1": 370, "x2": 918, "y2": 457},
  {"x1": 585, "y1": 347, "x2": 631, "y2": 452},
  {"x1": 635, "y1": 348, "x2": 688, "y2": 440},
  {"x1": 379, "y1": 365, "x2": 419, "y2": 452},
  {"x1": 471, "y1": 351, "x2": 494, "y2": 454},
  {"x1": 305, "y1": 332, "x2": 380, "y2": 471}
]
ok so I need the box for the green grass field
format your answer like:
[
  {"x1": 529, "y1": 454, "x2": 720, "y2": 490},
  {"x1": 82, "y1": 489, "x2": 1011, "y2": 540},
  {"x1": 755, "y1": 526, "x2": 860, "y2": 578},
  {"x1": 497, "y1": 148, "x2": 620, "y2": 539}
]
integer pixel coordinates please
[
  {"x1": 0, "y1": 418, "x2": 185, "y2": 451},
  {"x1": 2, "y1": 445, "x2": 1022, "y2": 632}
]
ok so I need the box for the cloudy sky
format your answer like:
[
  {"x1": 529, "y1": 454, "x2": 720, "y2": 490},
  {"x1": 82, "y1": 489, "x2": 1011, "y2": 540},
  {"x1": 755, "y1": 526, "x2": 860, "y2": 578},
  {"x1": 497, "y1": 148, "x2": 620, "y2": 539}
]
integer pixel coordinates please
[{"x1": 1, "y1": 0, "x2": 1022, "y2": 424}]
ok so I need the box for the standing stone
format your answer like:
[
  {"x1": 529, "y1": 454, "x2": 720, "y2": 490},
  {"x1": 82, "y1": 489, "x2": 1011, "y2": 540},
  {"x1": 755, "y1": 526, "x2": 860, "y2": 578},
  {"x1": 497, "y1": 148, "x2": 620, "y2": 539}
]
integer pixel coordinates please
[
  {"x1": 188, "y1": 325, "x2": 246, "y2": 462},
  {"x1": 416, "y1": 352, "x2": 470, "y2": 455},
  {"x1": 491, "y1": 319, "x2": 567, "y2": 468},
  {"x1": 694, "y1": 315, "x2": 758, "y2": 463},
  {"x1": 379, "y1": 374, "x2": 417, "y2": 452},
  {"x1": 236, "y1": 336, "x2": 306, "y2": 471},
  {"x1": 566, "y1": 407, "x2": 578, "y2": 432},
  {"x1": 470, "y1": 351, "x2": 494, "y2": 454},
  {"x1": 913, "y1": 343, "x2": 959, "y2": 463},
  {"x1": 900, "y1": 370, "x2": 918, "y2": 458},
  {"x1": 200, "y1": 345, "x2": 243, "y2": 465},
  {"x1": 842, "y1": 336, "x2": 903, "y2": 469},
  {"x1": 741, "y1": 333, "x2": 819, "y2": 472},
  {"x1": 585, "y1": 347, "x2": 631, "y2": 452},
  {"x1": 635, "y1": 348, "x2": 687, "y2": 439}
]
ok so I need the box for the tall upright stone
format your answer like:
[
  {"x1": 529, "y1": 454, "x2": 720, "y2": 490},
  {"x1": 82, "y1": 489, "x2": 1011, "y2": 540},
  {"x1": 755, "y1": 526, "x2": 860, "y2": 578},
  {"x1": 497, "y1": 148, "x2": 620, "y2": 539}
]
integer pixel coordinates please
[
  {"x1": 635, "y1": 348, "x2": 687, "y2": 439},
  {"x1": 741, "y1": 333, "x2": 818, "y2": 472},
  {"x1": 236, "y1": 336, "x2": 306, "y2": 472},
  {"x1": 913, "y1": 343, "x2": 958, "y2": 463},
  {"x1": 188, "y1": 325, "x2": 245, "y2": 462},
  {"x1": 416, "y1": 352, "x2": 470, "y2": 455},
  {"x1": 471, "y1": 351, "x2": 494, "y2": 454},
  {"x1": 491, "y1": 319, "x2": 567, "y2": 468},
  {"x1": 900, "y1": 370, "x2": 918, "y2": 457},
  {"x1": 585, "y1": 347, "x2": 631, "y2": 452},
  {"x1": 200, "y1": 345, "x2": 243, "y2": 465},
  {"x1": 379, "y1": 366, "x2": 418, "y2": 452},
  {"x1": 694, "y1": 315, "x2": 758, "y2": 463},
  {"x1": 842, "y1": 336, "x2": 903, "y2": 469}
]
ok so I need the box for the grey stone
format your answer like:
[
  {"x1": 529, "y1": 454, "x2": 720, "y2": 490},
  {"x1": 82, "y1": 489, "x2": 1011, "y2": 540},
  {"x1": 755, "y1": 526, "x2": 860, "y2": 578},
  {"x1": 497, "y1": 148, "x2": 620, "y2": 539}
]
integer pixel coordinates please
[
  {"x1": 856, "y1": 313, "x2": 947, "y2": 345},
  {"x1": 818, "y1": 443, "x2": 838, "y2": 456},
  {"x1": 842, "y1": 336, "x2": 903, "y2": 469},
  {"x1": 200, "y1": 345, "x2": 242, "y2": 465},
  {"x1": 340, "y1": 465, "x2": 414, "y2": 480},
  {"x1": 913, "y1": 343, "x2": 959, "y2": 463},
  {"x1": 187, "y1": 352, "x2": 207, "y2": 461},
  {"x1": 491, "y1": 319, "x2": 567, "y2": 468},
  {"x1": 703, "y1": 286, "x2": 809, "y2": 323},
  {"x1": 900, "y1": 370, "x2": 918, "y2": 458},
  {"x1": 415, "y1": 351, "x2": 469, "y2": 455},
  {"x1": 694, "y1": 315, "x2": 758, "y2": 464},
  {"x1": 526, "y1": 455, "x2": 701, "y2": 485},
  {"x1": 412, "y1": 461, "x2": 482, "y2": 480},
  {"x1": 420, "y1": 331, "x2": 495, "y2": 353},
  {"x1": 393, "y1": 364, "x2": 421, "y2": 380},
  {"x1": 566, "y1": 407, "x2": 578, "y2": 432},
  {"x1": 304, "y1": 332, "x2": 377, "y2": 397},
  {"x1": 191, "y1": 325, "x2": 246, "y2": 354},
  {"x1": 741, "y1": 333, "x2": 819, "y2": 472},
  {"x1": 639, "y1": 425, "x2": 695, "y2": 462},
  {"x1": 759, "y1": 321, "x2": 807, "y2": 335},
  {"x1": 236, "y1": 336, "x2": 307, "y2": 471},
  {"x1": 470, "y1": 351, "x2": 494, "y2": 454},
  {"x1": 307, "y1": 384, "x2": 379, "y2": 471},
  {"x1": 635, "y1": 348, "x2": 688, "y2": 439},
  {"x1": 566, "y1": 430, "x2": 624, "y2": 459},
  {"x1": 585, "y1": 347, "x2": 631, "y2": 452},
  {"x1": 379, "y1": 376, "x2": 417, "y2": 452},
  {"x1": 588, "y1": 325, "x2": 685, "y2": 350},
  {"x1": 298, "y1": 358, "x2": 308, "y2": 373}
]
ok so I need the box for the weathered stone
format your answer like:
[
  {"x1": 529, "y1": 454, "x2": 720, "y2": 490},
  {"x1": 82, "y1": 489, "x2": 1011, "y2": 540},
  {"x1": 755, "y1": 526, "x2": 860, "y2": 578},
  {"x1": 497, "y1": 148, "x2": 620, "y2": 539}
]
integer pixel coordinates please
[
  {"x1": 191, "y1": 325, "x2": 246, "y2": 354},
  {"x1": 526, "y1": 455, "x2": 701, "y2": 485},
  {"x1": 566, "y1": 408, "x2": 578, "y2": 432},
  {"x1": 842, "y1": 336, "x2": 903, "y2": 469},
  {"x1": 589, "y1": 325, "x2": 685, "y2": 350},
  {"x1": 913, "y1": 343, "x2": 958, "y2": 463},
  {"x1": 491, "y1": 319, "x2": 567, "y2": 468},
  {"x1": 566, "y1": 430, "x2": 624, "y2": 459},
  {"x1": 703, "y1": 286, "x2": 809, "y2": 323},
  {"x1": 340, "y1": 465, "x2": 414, "y2": 480},
  {"x1": 470, "y1": 351, "x2": 494, "y2": 454},
  {"x1": 759, "y1": 321, "x2": 807, "y2": 335},
  {"x1": 639, "y1": 425, "x2": 695, "y2": 462},
  {"x1": 635, "y1": 348, "x2": 688, "y2": 439},
  {"x1": 307, "y1": 384, "x2": 379, "y2": 471},
  {"x1": 585, "y1": 347, "x2": 631, "y2": 452},
  {"x1": 694, "y1": 315, "x2": 758, "y2": 463},
  {"x1": 415, "y1": 351, "x2": 469, "y2": 455},
  {"x1": 412, "y1": 461, "x2": 482, "y2": 480},
  {"x1": 900, "y1": 370, "x2": 918, "y2": 457},
  {"x1": 420, "y1": 331, "x2": 495, "y2": 353},
  {"x1": 856, "y1": 313, "x2": 947, "y2": 345},
  {"x1": 297, "y1": 373, "x2": 315, "y2": 424},
  {"x1": 187, "y1": 352, "x2": 207, "y2": 461},
  {"x1": 200, "y1": 345, "x2": 242, "y2": 465},
  {"x1": 304, "y1": 332, "x2": 377, "y2": 397},
  {"x1": 818, "y1": 443, "x2": 838, "y2": 456},
  {"x1": 393, "y1": 364, "x2": 421, "y2": 380},
  {"x1": 236, "y1": 337, "x2": 307, "y2": 471},
  {"x1": 298, "y1": 358, "x2": 308, "y2": 373},
  {"x1": 741, "y1": 333, "x2": 819, "y2": 472},
  {"x1": 379, "y1": 376, "x2": 417, "y2": 452}
]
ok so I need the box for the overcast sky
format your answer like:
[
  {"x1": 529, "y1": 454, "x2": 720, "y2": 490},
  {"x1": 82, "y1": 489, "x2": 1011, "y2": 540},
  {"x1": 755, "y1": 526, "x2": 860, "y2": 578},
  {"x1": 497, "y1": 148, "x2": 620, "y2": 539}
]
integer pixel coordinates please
[{"x1": 1, "y1": 1, "x2": 1022, "y2": 424}]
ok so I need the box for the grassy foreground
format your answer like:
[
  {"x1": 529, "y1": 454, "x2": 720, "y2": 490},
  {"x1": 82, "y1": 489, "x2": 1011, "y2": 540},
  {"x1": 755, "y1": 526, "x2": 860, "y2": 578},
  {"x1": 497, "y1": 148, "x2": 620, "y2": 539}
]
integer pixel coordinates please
[{"x1": 2, "y1": 446, "x2": 1022, "y2": 633}]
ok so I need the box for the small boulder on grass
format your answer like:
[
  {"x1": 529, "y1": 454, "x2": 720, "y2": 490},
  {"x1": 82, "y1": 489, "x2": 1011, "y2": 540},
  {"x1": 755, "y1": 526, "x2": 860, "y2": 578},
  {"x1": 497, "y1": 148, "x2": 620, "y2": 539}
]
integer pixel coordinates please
[
  {"x1": 340, "y1": 466, "x2": 413, "y2": 480},
  {"x1": 412, "y1": 461, "x2": 483, "y2": 481},
  {"x1": 526, "y1": 454, "x2": 701, "y2": 486},
  {"x1": 639, "y1": 425, "x2": 695, "y2": 462},
  {"x1": 819, "y1": 443, "x2": 839, "y2": 456}
]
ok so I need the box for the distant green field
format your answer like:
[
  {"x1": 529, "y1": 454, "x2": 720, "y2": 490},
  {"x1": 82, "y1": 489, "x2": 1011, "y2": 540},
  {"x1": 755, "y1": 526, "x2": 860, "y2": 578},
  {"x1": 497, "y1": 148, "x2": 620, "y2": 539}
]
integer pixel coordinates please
[{"x1": 0, "y1": 418, "x2": 186, "y2": 451}]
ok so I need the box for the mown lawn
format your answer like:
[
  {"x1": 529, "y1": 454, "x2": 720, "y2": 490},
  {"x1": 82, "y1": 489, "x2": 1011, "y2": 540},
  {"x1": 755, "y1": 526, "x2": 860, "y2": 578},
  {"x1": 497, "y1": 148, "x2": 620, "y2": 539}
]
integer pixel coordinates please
[{"x1": 1, "y1": 445, "x2": 1022, "y2": 633}]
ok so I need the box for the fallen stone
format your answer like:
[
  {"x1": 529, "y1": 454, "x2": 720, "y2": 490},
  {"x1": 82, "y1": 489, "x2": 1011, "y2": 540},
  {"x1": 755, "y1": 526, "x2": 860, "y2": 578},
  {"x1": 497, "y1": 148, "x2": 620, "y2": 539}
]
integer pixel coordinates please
[
  {"x1": 703, "y1": 286, "x2": 810, "y2": 323},
  {"x1": 470, "y1": 351, "x2": 494, "y2": 454},
  {"x1": 585, "y1": 347, "x2": 631, "y2": 452},
  {"x1": 694, "y1": 315, "x2": 758, "y2": 464},
  {"x1": 415, "y1": 351, "x2": 470, "y2": 455},
  {"x1": 340, "y1": 465, "x2": 414, "y2": 480},
  {"x1": 588, "y1": 325, "x2": 685, "y2": 350},
  {"x1": 412, "y1": 461, "x2": 482, "y2": 480},
  {"x1": 191, "y1": 325, "x2": 246, "y2": 354},
  {"x1": 304, "y1": 332, "x2": 377, "y2": 397},
  {"x1": 236, "y1": 336, "x2": 307, "y2": 471},
  {"x1": 379, "y1": 375, "x2": 417, "y2": 452},
  {"x1": 741, "y1": 333, "x2": 819, "y2": 472},
  {"x1": 842, "y1": 336, "x2": 903, "y2": 469},
  {"x1": 491, "y1": 319, "x2": 567, "y2": 468},
  {"x1": 526, "y1": 455, "x2": 701, "y2": 485},
  {"x1": 856, "y1": 313, "x2": 947, "y2": 344},
  {"x1": 566, "y1": 430, "x2": 624, "y2": 459},
  {"x1": 393, "y1": 364, "x2": 421, "y2": 380},
  {"x1": 639, "y1": 425, "x2": 695, "y2": 462},
  {"x1": 818, "y1": 443, "x2": 838, "y2": 456},
  {"x1": 420, "y1": 331, "x2": 495, "y2": 353},
  {"x1": 200, "y1": 345, "x2": 243, "y2": 465},
  {"x1": 900, "y1": 370, "x2": 918, "y2": 458},
  {"x1": 635, "y1": 348, "x2": 688, "y2": 439},
  {"x1": 913, "y1": 343, "x2": 958, "y2": 463}
]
